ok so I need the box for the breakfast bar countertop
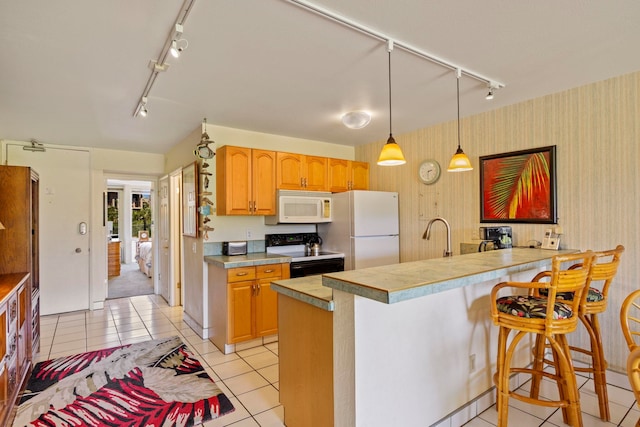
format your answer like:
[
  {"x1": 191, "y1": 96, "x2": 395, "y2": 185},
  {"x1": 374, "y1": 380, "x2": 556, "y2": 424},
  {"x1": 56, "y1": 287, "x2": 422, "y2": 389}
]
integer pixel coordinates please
[
  {"x1": 204, "y1": 252, "x2": 291, "y2": 269},
  {"x1": 321, "y1": 247, "x2": 578, "y2": 305},
  {"x1": 271, "y1": 275, "x2": 333, "y2": 311}
]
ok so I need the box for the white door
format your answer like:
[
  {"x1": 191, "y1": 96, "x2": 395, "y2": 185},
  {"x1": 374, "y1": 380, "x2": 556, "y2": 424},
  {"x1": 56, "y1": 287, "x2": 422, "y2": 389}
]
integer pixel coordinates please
[
  {"x1": 7, "y1": 144, "x2": 91, "y2": 314},
  {"x1": 169, "y1": 170, "x2": 182, "y2": 307},
  {"x1": 158, "y1": 176, "x2": 170, "y2": 302}
]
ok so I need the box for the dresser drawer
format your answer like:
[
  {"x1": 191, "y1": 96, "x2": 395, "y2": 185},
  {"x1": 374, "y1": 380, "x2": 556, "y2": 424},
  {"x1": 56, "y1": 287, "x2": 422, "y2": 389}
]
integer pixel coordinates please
[{"x1": 227, "y1": 267, "x2": 256, "y2": 283}]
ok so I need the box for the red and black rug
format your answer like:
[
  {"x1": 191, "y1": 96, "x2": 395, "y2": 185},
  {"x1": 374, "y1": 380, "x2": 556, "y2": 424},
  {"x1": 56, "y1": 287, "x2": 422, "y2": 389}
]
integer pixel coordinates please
[{"x1": 12, "y1": 336, "x2": 234, "y2": 427}]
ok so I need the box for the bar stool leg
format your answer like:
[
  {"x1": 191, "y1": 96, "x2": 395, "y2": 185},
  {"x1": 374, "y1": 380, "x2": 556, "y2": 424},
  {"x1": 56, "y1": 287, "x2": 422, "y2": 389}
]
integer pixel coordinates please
[
  {"x1": 581, "y1": 313, "x2": 610, "y2": 421},
  {"x1": 495, "y1": 325, "x2": 510, "y2": 427},
  {"x1": 529, "y1": 334, "x2": 546, "y2": 399},
  {"x1": 555, "y1": 334, "x2": 583, "y2": 427}
]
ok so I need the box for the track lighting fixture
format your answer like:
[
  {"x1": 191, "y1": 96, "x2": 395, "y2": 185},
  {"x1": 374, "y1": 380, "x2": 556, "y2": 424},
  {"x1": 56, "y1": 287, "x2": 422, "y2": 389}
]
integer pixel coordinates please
[
  {"x1": 170, "y1": 39, "x2": 189, "y2": 58},
  {"x1": 139, "y1": 97, "x2": 148, "y2": 117},
  {"x1": 132, "y1": 1, "x2": 196, "y2": 117},
  {"x1": 377, "y1": 40, "x2": 406, "y2": 166},
  {"x1": 486, "y1": 82, "x2": 499, "y2": 100},
  {"x1": 485, "y1": 88, "x2": 494, "y2": 100},
  {"x1": 447, "y1": 69, "x2": 473, "y2": 172}
]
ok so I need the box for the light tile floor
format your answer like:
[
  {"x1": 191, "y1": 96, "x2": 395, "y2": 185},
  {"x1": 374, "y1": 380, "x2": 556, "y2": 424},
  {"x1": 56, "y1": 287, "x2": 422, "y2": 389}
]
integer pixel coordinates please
[{"x1": 37, "y1": 294, "x2": 640, "y2": 427}]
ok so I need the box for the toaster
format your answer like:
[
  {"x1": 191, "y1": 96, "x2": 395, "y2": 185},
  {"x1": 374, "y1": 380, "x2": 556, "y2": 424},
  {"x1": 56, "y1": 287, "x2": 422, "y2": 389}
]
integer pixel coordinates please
[{"x1": 222, "y1": 241, "x2": 248, "y2": 256}]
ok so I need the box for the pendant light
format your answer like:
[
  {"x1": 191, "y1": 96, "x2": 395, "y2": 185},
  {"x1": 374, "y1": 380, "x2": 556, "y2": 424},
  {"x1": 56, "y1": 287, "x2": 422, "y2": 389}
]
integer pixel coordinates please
[
  {"x1": 377, "y1": 40, "x2": 406, "y2": 166},
  {"x1": 447, "y1": 69, "x2": 473, "y2": 172}
]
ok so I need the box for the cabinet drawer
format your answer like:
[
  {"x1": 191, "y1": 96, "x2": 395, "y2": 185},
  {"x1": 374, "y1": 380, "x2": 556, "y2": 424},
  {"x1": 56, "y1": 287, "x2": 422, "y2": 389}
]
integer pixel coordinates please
[
  {"x1": 256, "y1": 264, "x2": 282, "y2": 279},
  {"x1": 227, "y1": 267, "x2": 256, "y2": 282}
]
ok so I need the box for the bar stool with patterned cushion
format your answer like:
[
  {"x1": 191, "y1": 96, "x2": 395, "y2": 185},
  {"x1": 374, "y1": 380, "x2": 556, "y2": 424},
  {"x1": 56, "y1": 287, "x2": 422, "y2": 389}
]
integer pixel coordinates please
[
  {"x1": 490, "y1": 251, "x2": 594, "y2": 427},
  {"x1": 531, "y1": 245, "x2": 624, "y2": 421}
]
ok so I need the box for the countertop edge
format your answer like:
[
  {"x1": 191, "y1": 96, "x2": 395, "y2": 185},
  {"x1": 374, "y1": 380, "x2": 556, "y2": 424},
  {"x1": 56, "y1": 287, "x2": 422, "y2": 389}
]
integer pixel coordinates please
[
  {"x1": 204, "y1": 253, "x2": 292, "y2": 268},
  {"x1": 322, "y1": 248, "x2": 579, "y2": 304},
  {"x1": 271, "y1": 282, "x2": 334, "y2": 311}
]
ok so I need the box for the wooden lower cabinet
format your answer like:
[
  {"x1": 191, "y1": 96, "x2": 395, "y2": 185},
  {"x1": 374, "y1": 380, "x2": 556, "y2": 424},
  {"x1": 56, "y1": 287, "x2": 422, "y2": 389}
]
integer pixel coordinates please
[
  {"x1": 209, "y1": 262, "x2": 290, "y2": 353},
  {"x1": 0, "y1": 273, "x2": 33, "y2": 427}
]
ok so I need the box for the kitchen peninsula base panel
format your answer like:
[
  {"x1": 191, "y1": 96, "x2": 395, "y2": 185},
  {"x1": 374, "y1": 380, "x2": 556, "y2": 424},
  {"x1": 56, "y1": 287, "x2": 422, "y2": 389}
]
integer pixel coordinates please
[
  {"x1": 330, "y1": 271, "x2": 537, "y2": 427},
  {"x1": 279, "y1": 294, "x2": 335, "y2": 427}
]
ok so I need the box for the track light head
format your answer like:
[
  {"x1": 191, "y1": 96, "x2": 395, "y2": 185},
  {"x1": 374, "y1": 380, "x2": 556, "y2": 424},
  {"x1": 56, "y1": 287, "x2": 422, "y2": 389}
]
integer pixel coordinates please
[
  {"x1": 486, "y1": 82, "x2": 500, "y2": 100},
  {"x1": 139, "y1": 97, "x2": 148, "y2": 117},
  {"x1": 170, "y1": 39, "x2": 189, "y2": 58},
  {"x1": 485, "y1": 88, "x2": 494, "y2": 100}
]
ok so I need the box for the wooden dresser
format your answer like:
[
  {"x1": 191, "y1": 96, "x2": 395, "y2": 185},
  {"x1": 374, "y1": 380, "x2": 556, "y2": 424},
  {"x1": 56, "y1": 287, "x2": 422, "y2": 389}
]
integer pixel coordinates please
[
  {"x1": 0, "y1": 273, "x2": 31, "y2": 426},
  {"x1": 108, "y1": 241, "x2": 121, "y2": 277},
  {"x1": 0, "y1": 165, "x2": 39, "y2": 360}
]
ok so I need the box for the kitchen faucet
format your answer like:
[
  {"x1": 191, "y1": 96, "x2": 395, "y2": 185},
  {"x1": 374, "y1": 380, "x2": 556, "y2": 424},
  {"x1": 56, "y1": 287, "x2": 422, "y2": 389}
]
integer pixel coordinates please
[{"x1": 423, "y1": 217, "x2": 452, "y2": 257}]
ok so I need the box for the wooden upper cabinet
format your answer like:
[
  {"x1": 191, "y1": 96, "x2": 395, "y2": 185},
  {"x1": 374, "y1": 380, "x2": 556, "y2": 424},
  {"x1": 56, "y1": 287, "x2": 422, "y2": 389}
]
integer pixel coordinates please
[
  {"x1": 216, "y1": 146, "x2": 276, "y2": 215},
  {"x1": 328, "y1": 159, "x2": 369, "y2": 192},
  {"x1": 350, "y1": 161, "x2": 370, "y2": 190},
  {"x1": 276, "y1": 152, "x2": 304, "y2": 190},
  {"x1": 304, "y1": 156, "x2": 328, "y2": 191},
  {"x1": 276, "y1": 152, "x2": 328, "y2": 191},
  {"x1": 252, "y1": 149, "x2": 277, "y2": 215}
]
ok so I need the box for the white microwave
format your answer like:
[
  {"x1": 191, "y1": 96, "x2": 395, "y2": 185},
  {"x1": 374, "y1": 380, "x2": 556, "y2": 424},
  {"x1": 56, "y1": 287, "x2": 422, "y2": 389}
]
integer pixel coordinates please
[{"x1": 264, "y1": 190, "x2": 332, "y2": 224}]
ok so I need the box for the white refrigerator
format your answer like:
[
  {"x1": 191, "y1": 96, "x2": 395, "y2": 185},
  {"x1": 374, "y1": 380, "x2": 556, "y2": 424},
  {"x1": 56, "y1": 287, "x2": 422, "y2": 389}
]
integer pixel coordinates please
[{"x1": 319, "y1": 190, "x2": 399, "y2": 270}]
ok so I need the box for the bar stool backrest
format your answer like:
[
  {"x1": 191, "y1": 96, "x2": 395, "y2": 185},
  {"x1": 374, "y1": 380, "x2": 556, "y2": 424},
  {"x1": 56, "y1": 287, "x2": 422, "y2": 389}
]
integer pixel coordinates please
[
  {"x1": 576, "y1": 245, "x2": 624, "y2": 311},
  {"x1": 544, "y1": 251, "x2": 594, "y2": 334}
]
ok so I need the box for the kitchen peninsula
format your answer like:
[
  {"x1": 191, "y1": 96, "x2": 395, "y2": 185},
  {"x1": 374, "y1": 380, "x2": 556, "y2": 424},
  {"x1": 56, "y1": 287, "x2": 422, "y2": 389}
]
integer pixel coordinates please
[{"x1": 272, "y1": 248, "x2": 578, "y2": 427}]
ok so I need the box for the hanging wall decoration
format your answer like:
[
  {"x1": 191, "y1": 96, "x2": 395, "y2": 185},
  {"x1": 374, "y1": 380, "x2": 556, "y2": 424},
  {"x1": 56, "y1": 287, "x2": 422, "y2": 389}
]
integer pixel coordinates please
[{"x1": 479, "y1": 145, "x2": 557, "y2": 224}]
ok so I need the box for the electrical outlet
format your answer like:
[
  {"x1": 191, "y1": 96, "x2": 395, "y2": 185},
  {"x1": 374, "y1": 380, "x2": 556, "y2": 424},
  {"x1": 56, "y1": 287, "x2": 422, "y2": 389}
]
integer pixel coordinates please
[{"x1": 246, "y1": 229, "x2": 252, "y2": 239}]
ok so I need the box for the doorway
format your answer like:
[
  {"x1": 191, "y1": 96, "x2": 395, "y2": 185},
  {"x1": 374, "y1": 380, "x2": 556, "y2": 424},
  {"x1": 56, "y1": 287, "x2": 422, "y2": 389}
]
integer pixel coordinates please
[{"x1": 106, "y1": 178, "x2": 155, "y2": 299}]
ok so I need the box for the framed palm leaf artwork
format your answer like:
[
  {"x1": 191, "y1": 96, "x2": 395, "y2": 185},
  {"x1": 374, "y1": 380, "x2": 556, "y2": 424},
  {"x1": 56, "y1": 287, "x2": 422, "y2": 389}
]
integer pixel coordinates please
[{"x1": 479, "y1": 145, "x2": 557, "y2": 223}]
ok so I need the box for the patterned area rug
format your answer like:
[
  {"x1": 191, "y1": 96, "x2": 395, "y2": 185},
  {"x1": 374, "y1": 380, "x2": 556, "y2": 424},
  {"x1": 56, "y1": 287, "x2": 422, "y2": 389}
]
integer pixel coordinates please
[{"x1": 12, "y1": 336, "x2": 234, "y2": 427}]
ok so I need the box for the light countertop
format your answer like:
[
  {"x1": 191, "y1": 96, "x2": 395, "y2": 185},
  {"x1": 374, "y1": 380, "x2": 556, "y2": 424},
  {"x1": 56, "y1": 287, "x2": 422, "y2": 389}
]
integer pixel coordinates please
[
  {"x1": 270, "y1": 248, "x2": 578, "y2": 310},
  {"x1": 271, "y1": 275, "x2": 333, "y2": 311},
  {"x1": 322, "y1": 248, "x2": 577, "y2": 304},
  {"x1": 204, "y1": 252, "x2": 292, "y2": 268}
]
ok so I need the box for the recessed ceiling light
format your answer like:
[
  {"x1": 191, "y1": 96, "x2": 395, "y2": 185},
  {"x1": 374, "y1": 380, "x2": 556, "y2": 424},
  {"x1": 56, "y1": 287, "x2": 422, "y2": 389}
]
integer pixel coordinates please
[{"x1": 341, "y1": 111, "x2": 372, "y2": 129}]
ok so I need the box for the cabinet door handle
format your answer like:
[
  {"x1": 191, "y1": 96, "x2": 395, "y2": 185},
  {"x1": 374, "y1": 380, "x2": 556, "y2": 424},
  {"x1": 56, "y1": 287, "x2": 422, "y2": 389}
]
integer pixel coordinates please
[{"x1": 256, "y1": 284, "x2": 261, "y2": 295}]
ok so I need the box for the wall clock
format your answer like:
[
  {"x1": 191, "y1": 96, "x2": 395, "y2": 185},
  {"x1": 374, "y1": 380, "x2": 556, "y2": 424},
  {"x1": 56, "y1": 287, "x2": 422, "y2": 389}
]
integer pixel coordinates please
[{"x1": 418, "y1": 159, "x2": 441, "y2": 185}]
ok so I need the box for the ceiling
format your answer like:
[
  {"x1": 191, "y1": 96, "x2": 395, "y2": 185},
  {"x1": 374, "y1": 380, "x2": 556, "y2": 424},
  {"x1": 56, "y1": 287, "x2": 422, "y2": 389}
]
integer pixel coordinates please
[{"x1": 1, "y1": 1, "x2": 639, "y2": 154}]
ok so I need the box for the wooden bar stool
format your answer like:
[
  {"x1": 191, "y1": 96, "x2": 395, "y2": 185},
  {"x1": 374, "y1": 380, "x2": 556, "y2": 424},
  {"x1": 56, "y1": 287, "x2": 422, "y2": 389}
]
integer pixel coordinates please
[
  {"x1": 620, "y1": 288, "x2": 640, "y2": 352},
  {"x1": 490, "y1": 251, "x2": 594, "y2": 427},
  {"x1": 621, "y1": 290, "x2": 640, "y2": 427},
  {"x1": 531, "y1": 245, "x2": 624, "y2": 421}
]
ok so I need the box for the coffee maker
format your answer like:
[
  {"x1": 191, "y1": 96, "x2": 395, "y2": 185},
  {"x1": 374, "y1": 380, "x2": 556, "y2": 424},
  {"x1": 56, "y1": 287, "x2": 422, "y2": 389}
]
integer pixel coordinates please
[{"x1": 479, "y1": 226, "x2": 513, "y2": 249}]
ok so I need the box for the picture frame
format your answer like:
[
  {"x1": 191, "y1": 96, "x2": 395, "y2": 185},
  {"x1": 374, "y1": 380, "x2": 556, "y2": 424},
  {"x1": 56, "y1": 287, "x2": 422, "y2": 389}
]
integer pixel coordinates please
[
  {"x1": 182, "y1": 161, "x2": 198, "y2": 237},
  {"x1": 479, "y1": 145, "x2": 557, "y2": 224}
]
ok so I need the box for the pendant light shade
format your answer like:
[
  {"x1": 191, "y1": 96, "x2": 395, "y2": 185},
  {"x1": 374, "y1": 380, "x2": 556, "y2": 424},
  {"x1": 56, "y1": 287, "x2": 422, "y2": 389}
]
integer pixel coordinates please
[
  {"x1": 378, "y1": 135, "x2": 406, "y2": 165},
  {"x1": 377, "y1": 40, "x2": 406, "y2": 166},
  {"x1": 447, "y1": 69, "x2": 473, "y2": 172}
]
